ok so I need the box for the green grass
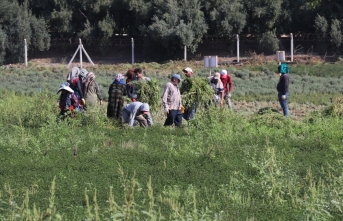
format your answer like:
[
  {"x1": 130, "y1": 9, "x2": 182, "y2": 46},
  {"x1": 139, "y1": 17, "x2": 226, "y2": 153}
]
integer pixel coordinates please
[{"x1": 1, "y1": 91, "x2": 343, "y2": 220}]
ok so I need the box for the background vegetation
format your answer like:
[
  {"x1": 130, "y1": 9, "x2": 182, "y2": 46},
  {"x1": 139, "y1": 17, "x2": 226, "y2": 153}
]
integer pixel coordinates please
[{"x1": 1, "y1": 0, "x2": 343, "y2": 63}]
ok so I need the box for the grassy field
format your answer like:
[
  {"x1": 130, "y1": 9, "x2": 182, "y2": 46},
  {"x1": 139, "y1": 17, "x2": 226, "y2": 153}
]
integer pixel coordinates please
[{"x1": 1, "y1": 60, "x2": 343, "y2": 220}]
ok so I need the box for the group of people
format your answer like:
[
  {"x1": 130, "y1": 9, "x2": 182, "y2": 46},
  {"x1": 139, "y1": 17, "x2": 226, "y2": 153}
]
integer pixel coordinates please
[
  {"x1": 162, "y1": 67, "x2": 233, "y2": 126},
  {"x1": 57, "y1": 67, "x2": 103, "y2": 117},
  {"x1": 57, "y1": 62, "x2": 289, "y2": 127},
  {"x1": 107, "y1": 69, "x2": 153, "y2": 127}
]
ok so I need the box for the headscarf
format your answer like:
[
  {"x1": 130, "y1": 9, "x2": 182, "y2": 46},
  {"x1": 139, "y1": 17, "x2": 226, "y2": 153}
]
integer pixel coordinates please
[
  {"x1": 84, "y1": 72, "x2": 96, "y2": 94},
  {"x1": 113, "y1": 74, "x2": 125, "y2": 85},
  {"x1": 126, "y1": 68, "x2": 135, "y2": 84}
]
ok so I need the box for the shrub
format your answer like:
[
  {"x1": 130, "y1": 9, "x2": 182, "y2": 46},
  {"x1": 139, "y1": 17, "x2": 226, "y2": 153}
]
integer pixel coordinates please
[{"x1": 258, "y1": 31, "x2": 280, "y2": 54}]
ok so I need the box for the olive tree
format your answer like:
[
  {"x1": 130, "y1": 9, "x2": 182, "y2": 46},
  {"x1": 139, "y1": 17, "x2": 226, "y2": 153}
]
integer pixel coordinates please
[
  {"x1": 0, "y1": 0, "x2": 50, "y2": 64},
  {"x1": 140, "y1": 0, "x2": 208, "y2": 60}
]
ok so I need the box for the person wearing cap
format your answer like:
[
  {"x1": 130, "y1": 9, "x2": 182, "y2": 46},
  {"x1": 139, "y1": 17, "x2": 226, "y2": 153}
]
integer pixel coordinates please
[
  {"x1": 83, "y1": 72, "x2": 103, "y2": 108},
  {"x1": 57, "y1": 82, "x2": 80, "y2": 117},
  {"x1": 276, "y1": 65, "x2": 290, "y2": 116},
  {"x1": 208, "y1": 72, "x2": 224, "y2": 106},
  {"x1": 162, "y1": 74, "x2": 183, "y2": 126},
  {"x1": 181, "y1": 67, "x2": 197, "y2": 120},
  {"x1": 107, "y1": 74, "x2": 127, "y2": 120},
  {"x1": 122, "y1": 102, "x2": 153, "y2": 127},
  {"x1": 182, "y1": 67, "x2": 193, "y2": 78},
  {"x1": 220, "y1": 69, "x2": 233, "y2": 109}
]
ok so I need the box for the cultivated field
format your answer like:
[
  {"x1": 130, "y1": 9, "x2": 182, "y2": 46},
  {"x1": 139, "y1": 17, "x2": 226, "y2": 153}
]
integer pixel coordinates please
[{"x1": 1, "y1": 56, "x2": 343, "y2": 220}]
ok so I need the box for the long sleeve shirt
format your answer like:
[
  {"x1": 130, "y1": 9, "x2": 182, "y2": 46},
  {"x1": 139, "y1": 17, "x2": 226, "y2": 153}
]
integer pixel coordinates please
[
  {"x1": 276, "y1": 74, "x2": 289, "y2": 95},
  {"x1": 123, "y1": 102, "x2": 153, "y2": 126},
  {"x1": 220, "y1": 75, "x2": 233, "y2": 93},
  {"x1": 162, "y1": 82, "x2": 182, "y2": 111}
]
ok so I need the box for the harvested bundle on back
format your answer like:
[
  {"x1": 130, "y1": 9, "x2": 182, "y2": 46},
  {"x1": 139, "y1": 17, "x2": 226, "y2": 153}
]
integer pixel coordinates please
[
  {"x1": 129, "y1": 79, "x2": 161, "y2": 113},
  {"x1": 180, "y1": 78, "x2": 213, "y2": 109}
]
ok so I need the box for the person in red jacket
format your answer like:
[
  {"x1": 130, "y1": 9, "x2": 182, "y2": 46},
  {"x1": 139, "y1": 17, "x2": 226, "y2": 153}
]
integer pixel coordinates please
[{"x1": 220, "y1": 69, "x2": 233, "y2": 109}]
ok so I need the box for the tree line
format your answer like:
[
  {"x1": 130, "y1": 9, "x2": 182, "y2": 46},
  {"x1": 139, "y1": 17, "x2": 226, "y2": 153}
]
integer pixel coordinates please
[{"x1": 1, "y1": 0, "x2": 342, "y2": 64}]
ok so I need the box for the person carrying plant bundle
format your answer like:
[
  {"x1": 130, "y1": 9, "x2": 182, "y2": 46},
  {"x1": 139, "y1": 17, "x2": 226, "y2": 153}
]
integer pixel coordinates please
[
  {"x1": 107, "y1": 74, "x2": 127, "y2": 121},
  {"x1": 57, "y1": 82, "x2": 80, "y2": 118},
  {"x1": 208, "y1": 72, "x2": 224, "y2": 107},
  {"x1": 162, "y1": 74, "x2": 183, "y2": 126},
  {"x1": 83, "y1": 72, "x2": 103, "y2": 108},
  {"x1": 220, "y1": 69, "x2": 233, "y2": 109},
  {"x1": 122, "y1": 102, "x2": 153, "y2": 127},
  {"x1": 181, "y1": 67, "x2": 197, "y2": 120},
  {"x1": 276, "y1": 62, "x2": 290, "y2": 116},
  {"x1": 127, "y1": 68, "x2": 151, "y2": 102}
]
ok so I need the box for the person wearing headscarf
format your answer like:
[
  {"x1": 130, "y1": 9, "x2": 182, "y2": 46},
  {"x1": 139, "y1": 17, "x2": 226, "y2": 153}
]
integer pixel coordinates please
[
  {"x1": 122, "y1": 102, "x2": 153, "y2": 127},
  {"x1": 277, "y1": 63, "x2": 290, "y2": 116},
  {"x1": 107, "y1": 74, "x2": 127, "y2": 120},
  {"x1": 83, "y1": 72, "x2": 103, "y2": 108},
  {"x1": 57, "y1": 82, "x2": 80, "y2": 118}
]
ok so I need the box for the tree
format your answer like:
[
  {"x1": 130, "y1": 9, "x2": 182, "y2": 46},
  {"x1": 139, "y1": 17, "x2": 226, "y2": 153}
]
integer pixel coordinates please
[
  {"x1": 330, "y1": 19, "x2": 342, "y2": 49},
  {"x1": 314, "y1": 14, "x2": 328, "y2": 38},
  {"x1": 209, "y1": 0, "x2": 246, "y2": 36},
  {"x1": 0, "y1": 0, "x2": 50, "y2": 64},
  {"x1": 258, "y1": 31, "x2": 280, "y2": 54},
  {"x1": 242, "y1": 0, "x2": 283, "y2": 34},
  {"x1": 140, "y1": 0, "x2": 208, "y2": 60}
]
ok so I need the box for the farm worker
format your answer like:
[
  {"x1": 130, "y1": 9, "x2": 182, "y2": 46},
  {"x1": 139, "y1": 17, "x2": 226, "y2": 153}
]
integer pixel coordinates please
[
  {"x1": 67, "y1": 66, "x2": 87, "y2": 109},
  {"x1": 83, "y1": 72, "x2": 103, "y2": 108},
  {"x1": 125, "y1": 68, "x2": 136, "y2": 102},
  {"x1": 127, "y1": 68, "x2": 151, "y2": 102},
  {"x1": 276, "y1": 63, "x2": 290, "y2": 116},
  {"x1": 220, "y1": 69, "x2": 233, "y2": 109},
  {"x1": 107, "y1": 74, "x2": 127, "y2": 121},
  {"x1": 122, "y1": 102, "x2": 153, "y2": 127},
  {"x1": 57, "y1": 82, "x2": 80, "y2": 118},
  {"x1": 134, "y1": 67, "x2": 151, "y2": 81},
  {"x1": 181, "y1": 67, "x2": 197, "y2": 120},
  {"x1": 208, "y1": 72, "x2": 224, "y2": 106},
  {"x1": 162, "y1": 74, "x2": 183, "y2": 126}
]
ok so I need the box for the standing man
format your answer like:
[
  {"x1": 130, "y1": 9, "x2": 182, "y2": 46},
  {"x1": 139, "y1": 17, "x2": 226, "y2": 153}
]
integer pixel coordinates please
[
  {"x1": 181, "y1": 67, "x2": 196, "y2": 120},
  {"x1": 162, "y1": 74, "x2": 183, "y2": 126},
  {"x1": 220, "y1": 69, "x2": 233, "y2": 109},
  {"x1": 276, "y1": 63, "x2": 290, "y2": 116}
]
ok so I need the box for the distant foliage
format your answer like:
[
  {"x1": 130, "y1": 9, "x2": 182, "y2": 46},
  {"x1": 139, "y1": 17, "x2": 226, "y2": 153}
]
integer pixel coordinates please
[
  {"x1": 314, "y1": 14, "x2": 328, "y2": 38},
  {"x1": 330, "y1": 19, "x2": 342, "y2": 48},
  {"x1": 258, "y1": 31, "x2": 280, "y2": 54},
  {"x1": 0, "y1": 0, "x2": 50, "y2": 64}
]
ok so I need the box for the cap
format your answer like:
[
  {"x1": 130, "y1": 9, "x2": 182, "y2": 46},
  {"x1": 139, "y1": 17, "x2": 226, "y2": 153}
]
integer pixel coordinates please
[
  {"x1": 172, "y1": 74, "x2": 182, "y2": 81},
  {"x1": 140, "y1": 103, "x2": 150, "y2": 113},
  {"x1": 182, "y1": 67, "x2": 193, "y2": 73},
  {"x1": 220, "y1": 70, "x2": 227, "y2": 75}
]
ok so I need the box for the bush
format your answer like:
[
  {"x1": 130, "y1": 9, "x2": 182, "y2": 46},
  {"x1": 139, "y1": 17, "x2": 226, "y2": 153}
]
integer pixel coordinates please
[{"x1": 258, "y1": 31, "x2": 280, "y2": 54}]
